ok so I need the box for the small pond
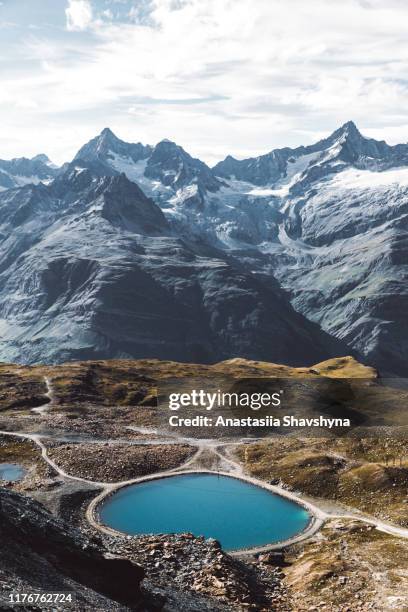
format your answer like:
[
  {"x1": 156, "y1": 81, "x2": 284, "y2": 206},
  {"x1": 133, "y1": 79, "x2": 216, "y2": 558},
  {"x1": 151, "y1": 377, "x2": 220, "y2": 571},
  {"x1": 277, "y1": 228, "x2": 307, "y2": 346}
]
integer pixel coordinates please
[
  {"x1": 0, "y1": 463, "x2": 25, "y2": 482},
  {"x1": 99, "y1": 473, "x2": 311, "y2": 551}
]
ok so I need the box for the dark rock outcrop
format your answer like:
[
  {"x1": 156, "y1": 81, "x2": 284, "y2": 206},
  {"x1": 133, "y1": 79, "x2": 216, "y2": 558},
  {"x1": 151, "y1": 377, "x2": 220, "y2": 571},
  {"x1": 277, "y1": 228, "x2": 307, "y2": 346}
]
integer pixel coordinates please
[{"x1": 0, "y1": 487, "x2": 144, "y2": 610}]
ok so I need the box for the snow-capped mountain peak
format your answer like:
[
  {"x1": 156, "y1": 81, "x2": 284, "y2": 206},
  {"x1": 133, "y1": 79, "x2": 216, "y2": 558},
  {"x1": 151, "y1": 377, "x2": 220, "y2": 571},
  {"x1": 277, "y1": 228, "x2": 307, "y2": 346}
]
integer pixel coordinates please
[
  {"x1": 144, "y1": 139, "x2": 222, "y2": 193},
  {"x1": 0, "y1": 154, "x2": 58, "y2": 191},
  {"x1": 327, "y1": 119, "x2": 361, "y2": 141},
  {"x1": 74, "y1": 128, "x2": 152, "y2": 167},
  {"x1": 73, "y1": 130, "x2": 222, "y2": 198},
  {"x1": 30, "y1": 153, "x2": 59, "y2": 169},
  {"x1": 214, "y1": 120, "x2": 408, "y2": 194}
]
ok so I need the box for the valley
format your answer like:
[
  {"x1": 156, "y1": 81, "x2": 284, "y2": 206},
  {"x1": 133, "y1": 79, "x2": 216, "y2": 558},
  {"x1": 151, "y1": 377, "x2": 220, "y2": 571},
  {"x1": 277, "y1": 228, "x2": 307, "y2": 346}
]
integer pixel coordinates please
[
  {"x1": 0, "y1": 122, "x2": 408, "y2": 609},
  {"x1": 1, "y1": 1, "x2": 407, "y2": 610},
  {"x1": 0, "y1": 356, "x2": 407, "y2": 610}
]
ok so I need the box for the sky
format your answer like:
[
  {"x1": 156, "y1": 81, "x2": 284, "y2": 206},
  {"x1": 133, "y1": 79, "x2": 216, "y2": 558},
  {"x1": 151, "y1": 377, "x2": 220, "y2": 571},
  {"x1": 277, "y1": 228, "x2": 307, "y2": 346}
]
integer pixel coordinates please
[{"x1": 1, "y1": 0, "x2": 408, "y2": 165}]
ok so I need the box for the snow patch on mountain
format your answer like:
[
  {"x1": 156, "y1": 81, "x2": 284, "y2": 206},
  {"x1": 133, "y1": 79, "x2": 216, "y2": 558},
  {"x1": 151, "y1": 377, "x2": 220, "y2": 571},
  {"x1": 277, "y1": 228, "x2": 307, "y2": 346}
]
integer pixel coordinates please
[
  {"x1": 168, "y1": 184, "x2": 199, "y2": 206},
  {"x1": 109, "y1": 153, "x2": 171, "y2": 199},
  {"x1": 0, "y1": 155, "x2": 59, "y2": 190},
  {"x1": 328, "y1": 166, "x2": 408, "y2": 190},
  {"x1": 246, "y1": 187, "x2": 287, "y2": 197}
]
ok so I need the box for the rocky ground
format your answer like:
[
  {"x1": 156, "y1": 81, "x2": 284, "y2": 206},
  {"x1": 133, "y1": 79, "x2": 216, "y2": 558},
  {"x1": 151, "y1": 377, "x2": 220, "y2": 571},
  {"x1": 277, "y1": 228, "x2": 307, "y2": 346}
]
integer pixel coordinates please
[
  {"x1": 0, "y1": 356, "x2": 407, "y2": 611},
  {"x1": 0, "y1": 488, "x2": 145, "y2": 611},
  {"x1": 105, "y1": 532, "x2": 290, "y2": 611},
  {"x1": 236, "y1": 437, "x2": 408, "y2": 527},
  {"x1": 284, "y1": 519, "x2": 408, "y2": 611},
  {"x1": 46, "y1": 441, "x2": 195, "y2": 482}
]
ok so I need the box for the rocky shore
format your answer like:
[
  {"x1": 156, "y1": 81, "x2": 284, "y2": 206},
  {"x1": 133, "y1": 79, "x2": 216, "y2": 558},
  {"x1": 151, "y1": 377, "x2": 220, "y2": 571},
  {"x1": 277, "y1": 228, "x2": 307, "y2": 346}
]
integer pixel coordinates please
[{"x1": 103, "y1": 532, "x2": 290, "y2": 611}]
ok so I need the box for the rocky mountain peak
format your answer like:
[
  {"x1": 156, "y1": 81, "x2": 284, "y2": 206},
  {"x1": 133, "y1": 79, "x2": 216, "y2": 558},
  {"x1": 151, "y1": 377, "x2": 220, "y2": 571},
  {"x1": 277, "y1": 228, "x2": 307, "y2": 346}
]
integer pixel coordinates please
[
  {"x1": 96, "y1": 173, "x2": 169, "y2": 234},
  {"x1": 327, "y1": 120, "x2": 365, "y2": 150},
  {"x1": 336, "y1": 120, "x2": 360, "y2": 137},
  {"x1": 0, "y1": 152, "x2": 58, "y2": 190},
  {"x1": 97, "y1": 127, "x2": 124, "y2": 149},
  {"x1": 56, "y1": 164, "x2": 168, "y2": 234},
  {"x1": 93, "y1": 170, "x2": 154, "y2": 203},
  {"x1": 154, "y1": 138, "x2": 191, "y2": 156},
  {"x1": 100, "y1": 126, "x2": 116, "y2": 138},
  {"x1": 317, "y1": 120, "x2": 400, "y2": 168},
  {"x1": 74, "y1": 128, "x2": 120, "y2": 161},
  {"x1": 74, "y1": 128, "x2": 152, "y2": 167},
  {"x1": 145, "y1": 139, "x2": 222, "y2": 193},
  {"x1": 31, "y1": 153, "x2": 52, "y2": 165}
]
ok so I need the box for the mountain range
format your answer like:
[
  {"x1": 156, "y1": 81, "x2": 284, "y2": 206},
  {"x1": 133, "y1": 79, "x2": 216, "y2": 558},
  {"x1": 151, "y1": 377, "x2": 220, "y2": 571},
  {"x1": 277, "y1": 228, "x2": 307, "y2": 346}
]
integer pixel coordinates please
[
  {"x1": 0, "y1": 154, "x2": 57, "y2": 190},
  {"x1": 0, "y1": 121, "x2": 407, "y2": 375}
]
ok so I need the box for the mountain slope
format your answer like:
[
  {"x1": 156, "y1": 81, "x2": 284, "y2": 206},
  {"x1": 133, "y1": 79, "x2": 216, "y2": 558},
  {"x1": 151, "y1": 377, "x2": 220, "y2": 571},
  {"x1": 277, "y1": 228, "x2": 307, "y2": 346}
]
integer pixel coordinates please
[
  {"x1": 0, "y1": 487, "x2": 144, "y2": 609},
  {"x1": 272, "y1": 169, "x2": 408, "y2": 375},
  {"x1": 197, "y1": 124, "x2": 408, "y2": 376},
  {"x1": 0, "y1": 161, "x2": 348, "y2": 365},
  {"x1": 212, "y1": 123, "x2": 408, "y2": 375}
]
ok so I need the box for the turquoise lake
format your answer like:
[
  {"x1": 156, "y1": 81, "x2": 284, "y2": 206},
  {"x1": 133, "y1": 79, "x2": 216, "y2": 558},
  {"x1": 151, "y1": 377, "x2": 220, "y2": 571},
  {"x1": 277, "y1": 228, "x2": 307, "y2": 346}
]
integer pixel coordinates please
[
  {"x1": 0, "y1": 463, "x2": 25, "y2": 481},
  {"x1": 99, "y1": 473, "x2": 311, "y2": 551}
]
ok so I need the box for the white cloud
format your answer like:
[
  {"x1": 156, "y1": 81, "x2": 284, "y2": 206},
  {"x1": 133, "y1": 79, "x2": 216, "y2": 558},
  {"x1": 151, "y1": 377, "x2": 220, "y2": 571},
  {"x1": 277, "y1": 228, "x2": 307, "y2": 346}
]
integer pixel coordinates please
[
  {"x1": 65, "y1": 0, "x2": 93, "y2": 31},
  {"x1": 2, "y1": 0, "x2": 408, "y2": 163}
]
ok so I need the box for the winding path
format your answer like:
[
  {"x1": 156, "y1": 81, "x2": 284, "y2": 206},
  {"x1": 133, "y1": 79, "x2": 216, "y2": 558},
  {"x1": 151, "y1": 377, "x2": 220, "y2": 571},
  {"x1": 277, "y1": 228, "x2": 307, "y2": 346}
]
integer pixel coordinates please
[
  {"x1": 2, "y1": 376, "x2": 408, "y2": 554},
  {"x1": 31, "y1": 377, "x2": 53, "y2": 415}
]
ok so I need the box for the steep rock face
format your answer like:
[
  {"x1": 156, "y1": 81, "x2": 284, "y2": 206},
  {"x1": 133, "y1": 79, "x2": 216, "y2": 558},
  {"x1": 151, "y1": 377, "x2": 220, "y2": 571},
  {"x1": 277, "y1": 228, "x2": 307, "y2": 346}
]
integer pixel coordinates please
[
  {"x1": 0, "y1": 487, "x2": 144, "y2": 609},
  {"x1": 272, "y1": 174, "x2": 408, "y2": 375},
  {"x1": 0, "y1": 161, "x2": 348, "y2": 366},
  {"x1": 213, "y1": 148, "x2": 296, "y2": 186}
]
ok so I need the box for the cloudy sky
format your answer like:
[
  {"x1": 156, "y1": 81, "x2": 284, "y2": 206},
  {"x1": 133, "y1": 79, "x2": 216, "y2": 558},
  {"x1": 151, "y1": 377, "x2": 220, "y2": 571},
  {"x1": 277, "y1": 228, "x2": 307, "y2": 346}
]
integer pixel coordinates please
[{"x1": 1, "y1": 0, "x2": 408, "y2": 165}]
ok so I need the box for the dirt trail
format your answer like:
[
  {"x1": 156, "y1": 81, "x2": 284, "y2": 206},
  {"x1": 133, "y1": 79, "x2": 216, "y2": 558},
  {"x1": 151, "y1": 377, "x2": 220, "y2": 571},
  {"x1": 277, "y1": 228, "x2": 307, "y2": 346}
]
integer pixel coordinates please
[
  {"x1": 31, "y1": 377, "x2": 53, "y2": 415},
  {"x1": 2, "y1": 376, "x2": 408, "y2": 552}
]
